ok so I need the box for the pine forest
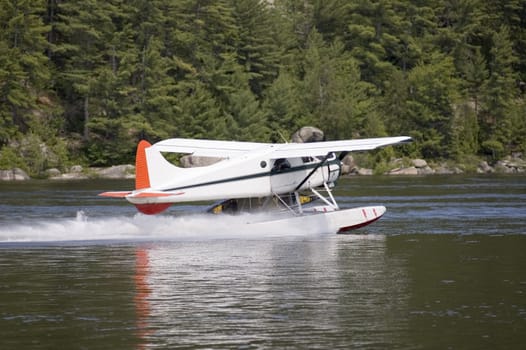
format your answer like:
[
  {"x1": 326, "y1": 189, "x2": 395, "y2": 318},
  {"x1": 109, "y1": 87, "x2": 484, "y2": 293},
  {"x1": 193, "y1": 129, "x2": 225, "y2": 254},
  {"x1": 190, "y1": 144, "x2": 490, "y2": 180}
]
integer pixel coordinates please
[{"x1": 1, "y1": 0, "x2": 525, "y2": 176}]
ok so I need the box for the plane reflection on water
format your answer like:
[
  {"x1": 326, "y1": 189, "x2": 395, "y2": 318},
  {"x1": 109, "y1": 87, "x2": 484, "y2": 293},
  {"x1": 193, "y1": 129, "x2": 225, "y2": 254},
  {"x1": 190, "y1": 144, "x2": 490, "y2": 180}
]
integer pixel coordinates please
[
  {"x1": 132, "y1": 235, "x2": 410, "y2": 348},
  {"x1": 134, "y1": 248, "x2": 152, "y2": 349}
]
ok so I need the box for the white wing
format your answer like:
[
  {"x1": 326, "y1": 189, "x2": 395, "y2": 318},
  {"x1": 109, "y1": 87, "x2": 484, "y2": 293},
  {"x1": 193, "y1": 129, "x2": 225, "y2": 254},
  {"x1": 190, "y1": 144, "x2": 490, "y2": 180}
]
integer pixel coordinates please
[
  {"x1": 152, "y1": 138, "x2": 268, "y2": 157},
  {"x1": 270, "y1": 136, "x2": 412, "y2": 158},
  {"x1": 152, "y1": 136, "x2": 412, "y2": 158}
]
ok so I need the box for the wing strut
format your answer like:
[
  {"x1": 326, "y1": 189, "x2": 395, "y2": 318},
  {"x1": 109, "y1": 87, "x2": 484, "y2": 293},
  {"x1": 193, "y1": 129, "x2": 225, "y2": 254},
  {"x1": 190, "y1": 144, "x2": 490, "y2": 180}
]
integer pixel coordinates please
[
  {"x1": 294, "y1": 153, "x2": 332, "y2": 191},
  {"x1": 311, "y1": 183, "x2": 339, "y2": 210}
]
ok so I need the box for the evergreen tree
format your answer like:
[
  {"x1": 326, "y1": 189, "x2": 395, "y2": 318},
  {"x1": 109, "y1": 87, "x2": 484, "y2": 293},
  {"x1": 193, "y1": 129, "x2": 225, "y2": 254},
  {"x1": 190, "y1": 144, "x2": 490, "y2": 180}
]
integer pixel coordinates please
[
  {"x1": 301, "y1": 31, "x2": 377, "y2": 139},
  {"x1": 276, "y1": 0, "x2": 316, "y2": 49},
  {"x1": 342, "y1": 0, "x2": 404, "y2": 89},
  {"x1": 175, "y1": 81, "x2": 223, "y2": 139},
  {"x1": 450, "y1": 102, "x2": 479, "y2": 159},
  {"x1": 1, "y1": 0, "x2": 525, "y2": 168},
  {"x1": 433, "y1": 0, "x2": 485, "y2": 84},
  {"x1": 508, "y1": 99, "x2": 526, "y2": 153},
  {"x1": 232, "y1": 0, "x2": 281, "y2": 97},
  {"x1": 262, "y1": 70, "x2": 305, "y2": 142},
  {"x1": 403, "y1": 54, "x2": 460, "y2": 158},
  {"x1": 481, "y1": 0, "x2": 526, "y2": 83},
  {"x1": 479, "y1": 26, "x2": 518, "y2": 156},
  {"x1": 52, "y1": 0, "x2": 117, "y2": 140},
  {"x1": 0, "y1": 0, "x2": 50, "y2": 144},
  {"x1": 208, "y1": 53, "x2": 269, "y2": 141}
]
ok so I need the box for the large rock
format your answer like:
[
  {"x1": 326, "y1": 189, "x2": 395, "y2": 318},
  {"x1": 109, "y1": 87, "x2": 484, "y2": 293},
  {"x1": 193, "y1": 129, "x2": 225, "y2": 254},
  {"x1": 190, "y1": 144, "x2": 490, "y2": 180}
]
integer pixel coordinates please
[
  {"x1": 389, "y1": 166, "x2": 419, "y2": 175},
  {"x1": 495, "y1": 162, "x2": 516, "y2": 173},
  {"x1": 96, "y1": 164, "x2": 135, "y2": 179},
  {"x1": 70, "y1": 165, "x2": 83, "y2": 173},
  {"x1": 477, "y1": 161, "x2": 494, "y2": 174},
  {"x1": 340, "y1": 154, "x2": 356, "y2": 175},
  {"x1": 45, "y1": 168, "x2": 62, "y2": 177},
  {"x1": 291, "y1": 126, "x2": 325, "y2": 143},
  {"x1": 417, "y1": 166, "x2": 435, "y2": 175},
  {"x1": 48, "y1": 164, "x2": 87, "y2": 179},
  {"x1": 51, "y1": 172, "x2": 89, "y2": 180},
  {"x1": 495, "y1": 156, "x2": 526, "y2": 173},
  {"x1": 180, "y1": 155, "x2": 223, "y2": 168},
  {"x1": 356, "y1": 167, "x2": 373, "y2": 176},
  {"x1": 412, "y1": 159, "x2": 428, "y2": 168},
  {"x1": 0, "y1": 168, "x2": 30, "y2": 181},
  {"x1": 434, "y1": 165, "x2": 463, "y2": 175}
]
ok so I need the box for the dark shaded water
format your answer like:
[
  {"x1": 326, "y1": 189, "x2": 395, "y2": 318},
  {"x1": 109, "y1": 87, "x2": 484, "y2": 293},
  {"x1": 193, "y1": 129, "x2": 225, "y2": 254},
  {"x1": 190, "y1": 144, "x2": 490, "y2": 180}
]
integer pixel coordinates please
[{"x1": 0, "y1": 176, "x2": 525, "y2": 349}]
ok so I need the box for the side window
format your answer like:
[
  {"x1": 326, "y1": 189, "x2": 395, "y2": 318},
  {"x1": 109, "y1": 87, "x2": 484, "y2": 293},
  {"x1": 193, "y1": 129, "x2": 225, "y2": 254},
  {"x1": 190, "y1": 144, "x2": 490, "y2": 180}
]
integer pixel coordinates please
[{"x1": 271, "y1": 158, "x2": 291, "y2": 173}]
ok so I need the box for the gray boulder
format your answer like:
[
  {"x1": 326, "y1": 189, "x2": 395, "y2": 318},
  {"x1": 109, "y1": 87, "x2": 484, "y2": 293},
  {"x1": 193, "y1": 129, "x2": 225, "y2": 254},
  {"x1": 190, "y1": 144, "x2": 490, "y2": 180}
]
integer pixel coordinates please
[
  {"x1": 52, "y1": 172, "x2": 89, "y2": 180},
  {"x1": 389, "y1": 167, "x2": 419, "y2": 175},
  {"x1": 97, "y1": 164, "x2": 135, "y2": 179},
  {"x1": 0, "y1": 168, "x2": 30, "y2": 181},
  {"x1": 418, "y1": 166, "x2": 435, "y2": 175},
  {"x1": 340, "y1": 154, "x2": 356, "y2": 175},
  {"x1": 412, "y1": 159, "x2": 428, "y2": 168},
  {"x1": 477, "y1": 161, "x2": 494, "y2": 173},
  {"x1": 356, "y1": 168, "x2": 373, "y2": 176},
  {"x1": 45, "y1": 168, "x2": 62, "y2": 177},
  {"x1": 48, "y1": 164, "x2": 88, "y2": 180},
  {"x1": 291, "y1": 126, "x2": 325, "y2": 143},
  {"x1": 180, "y1": 155, "x2": 223, "y2": 168},
  {"x1": 70, "y1": 165, "x2": 83, "y2": 173}
]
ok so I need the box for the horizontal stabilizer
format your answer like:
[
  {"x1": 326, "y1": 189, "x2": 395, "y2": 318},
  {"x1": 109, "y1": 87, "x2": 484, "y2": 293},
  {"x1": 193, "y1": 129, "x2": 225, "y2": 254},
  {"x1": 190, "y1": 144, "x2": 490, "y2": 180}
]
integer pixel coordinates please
[
  {"x1": 98, "y1": 191, "x2": 132, "y2": 198},
  {"x1": 132, "y1": 192, "x2": 178, "y2": 198}
]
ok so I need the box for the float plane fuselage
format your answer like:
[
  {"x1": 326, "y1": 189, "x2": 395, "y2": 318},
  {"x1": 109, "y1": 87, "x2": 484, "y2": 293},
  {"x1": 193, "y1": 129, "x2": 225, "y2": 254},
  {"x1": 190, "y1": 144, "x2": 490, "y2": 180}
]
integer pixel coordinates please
[{"x1": 99, "y1": 136, "x2": 411, "y2": 231}]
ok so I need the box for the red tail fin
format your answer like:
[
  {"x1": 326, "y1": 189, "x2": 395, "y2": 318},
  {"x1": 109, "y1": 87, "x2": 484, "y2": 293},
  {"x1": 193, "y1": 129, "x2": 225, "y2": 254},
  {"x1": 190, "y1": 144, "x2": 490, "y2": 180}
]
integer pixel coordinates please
[
  {"x1": 100, "y1": 140, "x2": 172, "y2": 215},
  {"x1": 135, "y1": 140, "x2": 152, "y2": 190},
  {"x1": 134, "y1": 140, "x2": 172, "y2": 215}
]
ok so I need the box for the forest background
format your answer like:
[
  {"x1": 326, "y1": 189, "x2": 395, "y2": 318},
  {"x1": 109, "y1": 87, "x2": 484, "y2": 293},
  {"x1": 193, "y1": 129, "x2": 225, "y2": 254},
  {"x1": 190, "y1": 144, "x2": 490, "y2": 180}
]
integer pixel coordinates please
[{"x1": 0, "y1": 0, "x2": 525, "y2": 177}]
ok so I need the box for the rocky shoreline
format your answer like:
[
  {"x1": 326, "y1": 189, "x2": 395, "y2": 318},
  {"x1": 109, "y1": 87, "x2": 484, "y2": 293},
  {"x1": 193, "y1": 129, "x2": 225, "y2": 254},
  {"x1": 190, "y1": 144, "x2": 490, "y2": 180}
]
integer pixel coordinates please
[
  {"x1": 343, "y1": 155, "x2": 526, "y2": 176},
  {"x1": 0, "y1": 164, "x2": 135, "y2": 181},
  {"x1": 1, "y1": 127, "x2": 524, "y2": 181}
]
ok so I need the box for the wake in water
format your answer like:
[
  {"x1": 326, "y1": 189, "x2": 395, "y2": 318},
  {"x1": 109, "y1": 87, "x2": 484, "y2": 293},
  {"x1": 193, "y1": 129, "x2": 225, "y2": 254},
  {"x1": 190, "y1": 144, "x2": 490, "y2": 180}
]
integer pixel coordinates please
[{"x1": 0, "y1": 211, "x2": 322, "y2": 243}]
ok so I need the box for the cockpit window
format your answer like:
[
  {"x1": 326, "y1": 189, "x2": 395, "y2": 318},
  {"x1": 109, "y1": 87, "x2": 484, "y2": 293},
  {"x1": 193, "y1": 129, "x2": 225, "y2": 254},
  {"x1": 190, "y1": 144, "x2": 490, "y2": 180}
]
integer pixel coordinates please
[{"x1": 316, "y1": 152, "x2": 336, "y2": 161}]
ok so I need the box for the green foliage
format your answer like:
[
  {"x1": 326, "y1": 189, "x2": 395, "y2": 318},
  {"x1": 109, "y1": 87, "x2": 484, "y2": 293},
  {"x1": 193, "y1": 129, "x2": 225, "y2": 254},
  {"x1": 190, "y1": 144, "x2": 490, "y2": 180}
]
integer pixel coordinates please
[
  {"x1": 481, "y1": 139, "x2": 506, "y2": 160},
  {"x1": 479, "y1": 26, "x2": 518, "y2": 148},
  {"x1": 0, "y1": 146, "x2": 26, "y2": 170},
  {"x1": 450, "y1": 102, "x2": 479, "y2": 159},
  {"x1": 0, "y1": 0, "x2": 50, "y2": 144},
  {"x1": 0, "y1": 0, "x2": 524, "y2": 170},
  {"x1": 0, "y1": 133, "x2": 68, "y2": 176},
  {"x1": 508, "y1": 99, "x2": 526, "y2": 153},
  {"x1": 262, "y1": 70, "x2": 304, "y2": 142}
]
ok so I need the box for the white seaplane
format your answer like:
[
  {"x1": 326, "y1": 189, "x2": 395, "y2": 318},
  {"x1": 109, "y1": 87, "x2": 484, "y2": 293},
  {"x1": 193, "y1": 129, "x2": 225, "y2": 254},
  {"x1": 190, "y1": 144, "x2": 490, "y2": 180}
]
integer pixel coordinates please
[{"x1": 99, "y1": 135, "x2": 411, "y2": 233}]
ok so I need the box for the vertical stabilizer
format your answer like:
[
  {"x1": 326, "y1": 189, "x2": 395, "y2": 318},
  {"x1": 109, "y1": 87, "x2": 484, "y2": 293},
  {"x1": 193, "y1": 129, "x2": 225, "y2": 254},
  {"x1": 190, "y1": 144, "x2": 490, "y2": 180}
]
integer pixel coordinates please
[
  {"x1": 134, "y1": 140, "x2": 173, "y2": 214},
  {"x1": 101, "y1": 139, "x2": 186, "y2": 215},
  {"x1": 135, "y1": 140, "x2": 152, "y2": 190}
]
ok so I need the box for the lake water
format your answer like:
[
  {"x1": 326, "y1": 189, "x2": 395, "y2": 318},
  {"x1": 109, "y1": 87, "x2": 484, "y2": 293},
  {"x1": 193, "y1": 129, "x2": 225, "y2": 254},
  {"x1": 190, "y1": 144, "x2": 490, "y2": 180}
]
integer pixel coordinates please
[{"x1": 0, "y1": 175, "x2": 525, "y2": 349}]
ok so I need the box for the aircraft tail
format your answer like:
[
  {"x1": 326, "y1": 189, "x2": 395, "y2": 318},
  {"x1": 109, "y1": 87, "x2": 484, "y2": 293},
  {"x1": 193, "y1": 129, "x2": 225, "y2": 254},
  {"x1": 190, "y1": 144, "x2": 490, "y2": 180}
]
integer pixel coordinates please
[
  {"x1": 135, "y1": 140, "x2": 152, "y2": 190},
  {"x1": 133, "y1": 140, "x2": 173, "y2": 215},
  {"x1": 100, "y1": 139, "x2": 194, "y2": 215}
]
